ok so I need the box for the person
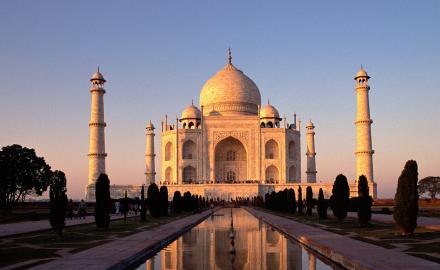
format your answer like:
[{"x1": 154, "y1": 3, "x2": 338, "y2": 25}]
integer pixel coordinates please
[
  {"x1": 66, "y1": 199, "x2": 74, "y2": 219},
  {"x1": 78, "y1": 199, "x2": 87, "y2": 219},
  {"x1": 115, "y1": 201, "x2": 120, "y2": 215}
]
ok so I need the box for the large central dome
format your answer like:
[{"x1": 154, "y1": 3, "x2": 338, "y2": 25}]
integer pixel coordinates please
[{"x1": 199, "y1": 53, "x2": 261, "y2": 116}]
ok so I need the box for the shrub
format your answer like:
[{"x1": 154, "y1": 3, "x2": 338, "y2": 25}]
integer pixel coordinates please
[
  {"x1": 357, "y1": 175, "x2": 372, "y2": 226},
  {"x1": 140, "y1": 185, "x2": 146, "y2": 221},
  {"x1": 330, "y1": 174, "x2": 350, "y2": 221},
  {"x1": 172, "y1": 191, "x2": 182, "y2": 213},
  {"x1": 297, "y1": 187, "x2": 304, "y2": 215},
  {"x1": 317, "y1": 188, "x2": 327, "y2": 219},
  {"x1": 159, "y1": 186, "x2": 169, "y2": 216},
  {"x1": 49, "y1": 170, "x2": 68, "y2": 237},
  {"x1": 394, "y1": 160, "x2": 419, "y2": 235},
  {"x1": 147, "y1": 183, "x2": 160, "y2": 218},
  {"x1": 306, "y1": 186, "x2": 313, "y2": 216},
  {"x1": 95, "y1": 174, "x2": 111, "y2": 228}
]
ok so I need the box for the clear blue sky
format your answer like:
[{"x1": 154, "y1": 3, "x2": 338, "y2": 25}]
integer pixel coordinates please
[{"x1": 0, "y1": 1, "x2": 439, "y2": 198}]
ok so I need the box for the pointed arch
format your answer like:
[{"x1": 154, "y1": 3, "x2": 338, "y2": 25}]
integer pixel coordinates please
[
  {"x1": 288, "y1": 141, "x2": 296, "y2": 160},
  {"x1": 183, "y1": 166, "x2": 196, "y2": 183},
  {"x1": 214, "y1": 136, "x2": 247, "y2": 182},
  {"x1": 265, "y1": 139, "x2": 279, "y2": 159},
  {"x1": 165, "y1": 167, "x2": 172, "y2": 182},
  {"x1": 165, "y1": 142, "x2": 173, "y2": 161},
  {"x1": 288, "y1": 165, "x2": 296, "y2": 182},
  {"x1": 182, "y1": 140, "x2": 196, "y2": 159},
  {"x1": 265, "y1": 165, "x2": 279, "y2": 183}
]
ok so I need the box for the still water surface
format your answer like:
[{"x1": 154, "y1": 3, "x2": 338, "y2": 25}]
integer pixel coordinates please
[{"x1": 136, "y1": 208, "x2": 341, "y2": 270}]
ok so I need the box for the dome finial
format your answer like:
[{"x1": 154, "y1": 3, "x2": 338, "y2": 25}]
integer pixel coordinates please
[
  {"x1": 97, "y1": 65, "x2": 100, "y2": 73},
  {"x1": 191, "y1": 99, "x2": 194, "y2": 105},
  {"x1": 267, "y1": 97, "x2": 270, "y2": 105},
  {"x1": 228, "y1": 47, "x2": 232, "y2": 64}
]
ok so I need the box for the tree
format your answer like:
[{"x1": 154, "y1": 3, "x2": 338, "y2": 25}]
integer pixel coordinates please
[
  {"x1": 331, "y1": 174, "x2": 350, "y2": 221},
  {"x1": 394, "y1": 160, "x2": 419, "y2": 235},
  {"x1": 147, "y1": 183, "x2": 160, "y2": 218},
  {"x1": 183, "y1": 191, "x2": 192, "y2": 212},
  {"x1": 140, "y1": 185, "x2": 146, "y2": 221},
  {"x1": 297, "y1": 187, "x2": 304, "y2": 215},
  {"x1": 306, "y1": 186, "x2": 314, "y2": 216},
  {"x1": 317, "y1": 188, "x2": 328, "y2": 219},
  {"x1": 159, "y1": 186, "x2": 169, "y2": 216},
  {"x1": 49, "y1": 170, "x2": 68, "y2": 237},
  {"x1": 172, "y1": 191, "x2": 182, "y2": 213},
  {"x1": 95, "y1": 174, "x2": 111, "y2": 228},
  {"x1": 418, "y1": 176, "x2": 440, "y2": 199},
  {"x1": 287, "y1": 188, "x2": 297, "y2": 214},
  {"x1": 357, "y1": 175, "x2": 372, "y2": 226},
  {"x1": 0, "y1": 144, "x2": 53, "y2": 214}
]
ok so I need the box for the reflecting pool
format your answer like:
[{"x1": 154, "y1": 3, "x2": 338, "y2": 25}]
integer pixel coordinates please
[{"x1": 136, "y1": 208, "x2": 342, "y2": 270}]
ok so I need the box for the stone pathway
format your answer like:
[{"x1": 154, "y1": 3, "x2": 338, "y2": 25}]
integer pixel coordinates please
[
  {"x1": 28, "y1": 209, "x2": 214, "y2": 270},
  {"x1": 246, "y1": 207, "x2": 439, "y2": 270},
  {"x1": 0, "y1": 214, "x2": 138, "y2": 238},
  {"x1": 347, "y1": 212, "x2": 440, "y2": 230}
]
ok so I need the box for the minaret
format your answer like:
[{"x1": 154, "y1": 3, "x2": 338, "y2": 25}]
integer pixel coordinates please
[
  {"x1": 305, "y1": 120, "x2": 317, "y2": 183},
  {"x1": 145, "y1": 120, "x2": 156, "y2": 184},
  {"x1": 354, "y1": 66, "x2": 374, "y2": 186},
  {"x1": 88, "y1": 67, "x2": 107, "y2": 185}
]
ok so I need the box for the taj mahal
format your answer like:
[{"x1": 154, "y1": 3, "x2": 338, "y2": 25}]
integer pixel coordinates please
[{"x1": 85, "y1": 50, "x2": 377, "y2": 200}]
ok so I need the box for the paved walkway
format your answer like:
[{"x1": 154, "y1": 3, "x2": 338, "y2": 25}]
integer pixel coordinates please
[
  {"x1": 347, "y1": 212, "x2": 440, "y2": 230},
  {"x1": 29, "y1": 209, "x2": 214, "y2": 270},
  {"x1": 246, "y1": 207, "x2": 439, "y2": 270},
  {"x1": 0, "y1": 214, "x2": 138, "y2": 238}
]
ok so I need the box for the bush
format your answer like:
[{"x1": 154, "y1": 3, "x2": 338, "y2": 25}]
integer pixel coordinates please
[
  {"x1": 357, "y1": 175, "x2": 372, "y2": 226},
  {"x1": 95, "y1": 174, "x2": 111, "y2": 228},
  {"x1": 147, "y1": 183, "x2": 160, "y2": 218},
  {"x1": 297, "y1": 187, "x2": 304, "y2": 215},
  {"x1": 140, "y1": 185, "x2": 146, "y2": 221},
  {"x1": 49, "y1": 170, "x2": 68, "y2": 237},
  {"x1": 394, "y1": 160, "x2": 419, "y2": 235},
  {"x1": 330, "y1": 174, "x2": 350, "y2": 221},
  {"x1": 159, "y1": 186, "x2": 169, "y2": 216},
  {"x1": 306, "y1": 186, "x2": 313, "y2": 216},
  {"x1": 172, "y1": 191, "x2": 182, "y2": 213},
  {"x1": 317, "y1": 188, "x2": 327, "y2": 219}
]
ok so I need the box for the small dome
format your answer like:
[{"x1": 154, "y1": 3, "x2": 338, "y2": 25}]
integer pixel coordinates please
[
  {"x1": 355, "y1": 67, "x2": 369, "y2": 79},
  {"x1": 181, "y1": 104, "x2": 201, "y2": 119},
  {"x1": 306, "y1": 120, "x2": 314, "y2": 128},
  {"x1": 260, "y1": 103, "x2": 280, "y2": 119},
  {"x1": 91, "y1": 69, "x2": 106, "y2": 82},
  {"x1": 199, "y1": 52, "x2": 261, "y2": 116}
]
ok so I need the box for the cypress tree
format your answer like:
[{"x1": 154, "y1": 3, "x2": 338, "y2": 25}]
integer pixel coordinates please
[
  {"x1": 172, "y1": 191, "x2": 182, "y2": 213},
  {"x1": 317, "y1": 188, "x2": 328, "y2": 219},
  {"x1": 297, "y1": 186, "x2": 304, "y2": 215},
  {"x1": 49, "y1": 170, "x2": 68, "y2": 237},
  {"x1": 331, "y1": 174, "x2": 350, "y2": 221},
  {"x1": 394, "y1": 160, "x2": 419, "y2": 235},
  {"x1": 159, "y1": 186, "x2": 169, "y2": 216},
  {"x1": 140, "y1": 185, "x2": 146, "y2": 221},
  {"x1": 357, "y1": 175, "x2": 372, "y2": 226},
  {"x1": 147, "y1": 183, "x2": 160, "y2": 218},
  {"x1": 95, "y1": 173, "x2": 111, "y2": 228},
  {"x1": 306, "y1": 186, "x2": 313, "y2": 216},
  {"x1": 123, "y1": 190, "x2": 128, "y2": 221}
]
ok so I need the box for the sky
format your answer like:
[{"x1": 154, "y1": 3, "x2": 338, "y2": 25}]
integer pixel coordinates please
[{"x1": 0, "y1": 1, "x2": 439, "y2": 199}]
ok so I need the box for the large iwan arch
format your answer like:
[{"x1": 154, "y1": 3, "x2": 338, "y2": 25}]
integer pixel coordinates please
[{"x1": 214, "y1": 136, "x2": 247, "y2": 183}]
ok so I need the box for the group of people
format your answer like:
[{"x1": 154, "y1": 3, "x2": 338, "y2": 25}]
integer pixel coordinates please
[{"x1": 66, "y1": 199, "x2": 87, "y2": 219}]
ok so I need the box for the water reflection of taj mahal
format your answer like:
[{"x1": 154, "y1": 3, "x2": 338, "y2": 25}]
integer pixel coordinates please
[{"x1": 142, "y1": 208, "x2": 330, "y2": 270}]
